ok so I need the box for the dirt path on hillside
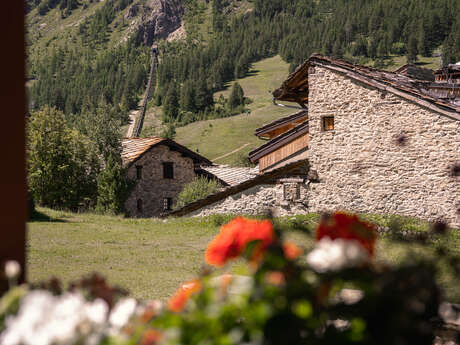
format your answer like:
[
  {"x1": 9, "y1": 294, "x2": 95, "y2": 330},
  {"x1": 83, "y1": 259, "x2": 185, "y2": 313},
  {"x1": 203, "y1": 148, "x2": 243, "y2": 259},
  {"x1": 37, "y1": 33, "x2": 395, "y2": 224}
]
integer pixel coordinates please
[
  {"x1": 212, "y1": 143, "x2": 250, "y2": 162},
  {"x1": 126, "y1": 110, "x2": 138, "y2": 137}
]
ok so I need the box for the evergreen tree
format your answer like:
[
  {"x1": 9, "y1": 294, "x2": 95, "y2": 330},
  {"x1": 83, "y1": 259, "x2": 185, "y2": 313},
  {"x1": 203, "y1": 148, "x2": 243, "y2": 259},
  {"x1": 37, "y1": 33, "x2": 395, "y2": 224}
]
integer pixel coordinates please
[
  {"x1": 228, "y1": 82, "x2": 244, "y2": 110},
  {"x1": 96, "y1": 154, "x2": 132, "y2": 214},
  {"x1": 163, "y1": 84, "x2": 180, "y2": 122},
  {"x1": 407, "y1": 35, "x2": 418, "y2": 63}
]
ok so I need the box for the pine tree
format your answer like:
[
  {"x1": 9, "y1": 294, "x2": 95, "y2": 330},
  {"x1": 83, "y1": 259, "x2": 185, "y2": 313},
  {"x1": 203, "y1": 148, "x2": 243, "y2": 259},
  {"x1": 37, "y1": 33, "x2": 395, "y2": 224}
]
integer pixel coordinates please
[
  {"x1": 96, "y1": 154, "x2": 132, "y2": 215},
  {"x1": 407, "y1": 35, "x2": 418, "y2": 63},
  {"x1": 228, "y1": 82, "x2": 244, "y2": 110},
  {"x1": 163, "y1": 84, "x2": 180, "y2": 121}
]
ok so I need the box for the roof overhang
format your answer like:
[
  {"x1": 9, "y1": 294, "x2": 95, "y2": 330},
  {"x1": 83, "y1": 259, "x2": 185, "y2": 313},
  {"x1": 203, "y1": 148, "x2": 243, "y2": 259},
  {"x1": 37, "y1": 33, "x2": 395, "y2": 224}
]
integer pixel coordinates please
[
  {"x1": 249, "y1": 122, "x2": 309, "y2": 163},
  {"x1": 255, "y1": 110, "x2": 308, "y2": 139}
]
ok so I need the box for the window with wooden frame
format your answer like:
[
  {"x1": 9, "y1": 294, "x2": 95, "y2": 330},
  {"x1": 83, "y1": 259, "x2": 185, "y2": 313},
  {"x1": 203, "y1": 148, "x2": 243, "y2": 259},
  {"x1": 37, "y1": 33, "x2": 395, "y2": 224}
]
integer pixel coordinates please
[
  {"x1": 322, "y1": 116, "x2": 335, "y2": 131},
  {"x1": 136, "y1": 165, "x2": 143, "y2": 180},
  {"x1": 163, "y1": 197, "x2": 173, "y2": 211},
  {"x1": 163, "y1": 162, "x2": 174, "y2": 179},
  {"x1": 136, "y1": 199, "x2": 143, "y2": 212}
]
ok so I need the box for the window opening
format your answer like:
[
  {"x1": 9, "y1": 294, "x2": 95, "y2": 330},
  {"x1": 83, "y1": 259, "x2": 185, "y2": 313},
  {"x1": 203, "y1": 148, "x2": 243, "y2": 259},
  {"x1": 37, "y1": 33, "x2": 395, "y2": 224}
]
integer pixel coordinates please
[
  {"x1": 163, "y1": 162, "x2": 174, "y2": 179},
  {"x1": 322, "y1": 116, "x2": 334, "y2": 131}
]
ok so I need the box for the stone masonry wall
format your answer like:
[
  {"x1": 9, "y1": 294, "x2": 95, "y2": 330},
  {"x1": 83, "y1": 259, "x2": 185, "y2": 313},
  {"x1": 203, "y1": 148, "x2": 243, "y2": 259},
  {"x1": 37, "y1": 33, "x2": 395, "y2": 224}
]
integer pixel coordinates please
[
  {"x1": 125, "y1": 145, "x2": 195, "y2": 217},
  {"x1": 307, "y1": 66, "x2": 460, "y2": 227},
  {"x1": 190, "y1": 182, "x2": 309, "y2": 218}
]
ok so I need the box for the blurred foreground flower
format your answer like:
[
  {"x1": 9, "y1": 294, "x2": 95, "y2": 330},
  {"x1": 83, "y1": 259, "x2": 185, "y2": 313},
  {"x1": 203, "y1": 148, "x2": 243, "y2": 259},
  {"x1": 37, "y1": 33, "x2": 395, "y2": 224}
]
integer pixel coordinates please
[
  {"x1": 282, "y1": 241, "x2": 302, "y2": 260},
  {"x1": 316, "y1": 212, "x2": 377, "y2": 256},
  {"x1": 4, "y1": 261, "x2": 21, "y2": 280},
  {"x1": 168, "y1": 280, "x2": 202, "y2": 312},
  {"x1": 307, "y1": 237, "x2": 370, "y2": 273},
  {"x1": 205, "y1": 217, "x2": 274, "y2": 267}
]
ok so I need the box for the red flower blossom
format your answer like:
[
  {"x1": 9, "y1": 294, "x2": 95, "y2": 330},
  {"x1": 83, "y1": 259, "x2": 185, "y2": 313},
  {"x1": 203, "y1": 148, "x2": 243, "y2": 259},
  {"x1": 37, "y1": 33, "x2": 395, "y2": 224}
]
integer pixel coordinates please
[
  {"x1": 283, "y1": 241, "x2": 303, "y2": 259},
  {"x1": 205, "y1": 217, "x2": 274, "y2": 267},
  {"x1": 168, "y1": 279, "x2": 202, "y2": 312},
  {"x1": 140, "y1": 330, "x2": 163, "y2": 345},
  {"x1": 316, "y1": 212, "x2": 377, "y2": 256},
  {"x1": 266, "y1": 271, "x2": 285, "y2": 286}
]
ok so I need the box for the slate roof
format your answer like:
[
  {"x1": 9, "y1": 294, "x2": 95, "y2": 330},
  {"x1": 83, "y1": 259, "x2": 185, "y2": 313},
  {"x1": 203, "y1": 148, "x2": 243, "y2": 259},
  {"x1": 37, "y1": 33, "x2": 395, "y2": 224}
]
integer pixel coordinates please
[
  {"x1": 121, "y1": 137, "x2": 212, "y2": 167},
  {"x1": 200, "y1": 165, "x2": 259, "y2": 187},
  {"x1": 254, "y1": 110, "x2": 308, "y2": 138},
  {"x1": 273, "y1": 54, "x2": 460, "y2": 121},
  {"x1": 249, "y1": 122, "x2": 309, "y2": 163}
]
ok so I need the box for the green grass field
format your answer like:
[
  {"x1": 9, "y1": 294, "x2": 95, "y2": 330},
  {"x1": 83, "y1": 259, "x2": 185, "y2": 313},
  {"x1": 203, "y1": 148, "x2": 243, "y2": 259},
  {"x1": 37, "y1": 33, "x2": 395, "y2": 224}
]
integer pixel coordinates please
[{"x1": 28, "y1": 208, "x2": 460, "y2": 303}]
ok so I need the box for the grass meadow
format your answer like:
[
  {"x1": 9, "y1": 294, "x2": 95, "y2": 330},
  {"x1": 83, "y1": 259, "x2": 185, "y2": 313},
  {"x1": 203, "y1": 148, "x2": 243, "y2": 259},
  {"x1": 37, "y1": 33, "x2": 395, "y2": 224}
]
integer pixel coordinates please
[{"x1": 28, "y1": 208, "x2": 460, "y2": 303}]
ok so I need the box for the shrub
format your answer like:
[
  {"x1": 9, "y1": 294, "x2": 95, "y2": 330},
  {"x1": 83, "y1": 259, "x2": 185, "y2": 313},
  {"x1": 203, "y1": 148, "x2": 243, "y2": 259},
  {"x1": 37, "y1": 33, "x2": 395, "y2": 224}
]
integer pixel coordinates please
[{"x1": 175, "y1": 176, "x2": 222, "y2": 209}]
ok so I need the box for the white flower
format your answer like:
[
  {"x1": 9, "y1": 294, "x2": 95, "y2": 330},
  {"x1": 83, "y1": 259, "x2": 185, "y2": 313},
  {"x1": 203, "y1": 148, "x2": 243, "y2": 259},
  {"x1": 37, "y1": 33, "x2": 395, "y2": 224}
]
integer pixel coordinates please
[
  {"x1": 4, "y1": 261, "x2": 21, "y2": 280},
  {"x1": 109, "y1": 298, "x2": 137, "y2": 329},
  {"x1": 0, "y1": 290, "x2": 110, "y2": 345},
  {"x1": 306, "y1": 238, "x2": 370, "y2": 273}
]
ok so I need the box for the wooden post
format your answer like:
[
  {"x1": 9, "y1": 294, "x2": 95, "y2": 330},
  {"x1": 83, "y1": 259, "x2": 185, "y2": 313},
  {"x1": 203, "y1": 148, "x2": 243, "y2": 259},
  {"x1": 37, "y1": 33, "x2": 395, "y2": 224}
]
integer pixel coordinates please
[{"x1": 0, "y1": 1, "x2": 26, "y2": 294}]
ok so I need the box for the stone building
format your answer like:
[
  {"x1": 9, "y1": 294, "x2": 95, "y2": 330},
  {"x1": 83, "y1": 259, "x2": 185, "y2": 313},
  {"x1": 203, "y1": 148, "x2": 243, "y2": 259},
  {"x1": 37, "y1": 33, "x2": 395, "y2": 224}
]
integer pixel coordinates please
[
  {"x1": 122, "y1": 137, "x2": 211, "y2": 217},
  {"x1": 170, "y1": 54, "x2": 460, "y2": 228}
]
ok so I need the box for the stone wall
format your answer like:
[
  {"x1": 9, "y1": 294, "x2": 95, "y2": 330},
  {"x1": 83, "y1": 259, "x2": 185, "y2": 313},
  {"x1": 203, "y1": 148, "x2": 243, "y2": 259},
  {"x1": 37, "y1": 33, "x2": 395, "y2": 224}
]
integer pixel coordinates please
[
  {"x1": 125, "y1": 145, "x2": 195, "y2": 217},
  {"x1": 190, "y1": 179, "x2": 309, "y2": 218},
  {"x1": 307, "y1": 66, "x2": 460, "y2": 227}
]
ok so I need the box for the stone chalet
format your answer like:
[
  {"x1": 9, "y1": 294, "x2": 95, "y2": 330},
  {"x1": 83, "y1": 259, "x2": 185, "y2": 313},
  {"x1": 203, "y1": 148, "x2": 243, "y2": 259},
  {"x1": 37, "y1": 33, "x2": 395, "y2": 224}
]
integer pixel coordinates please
[
  {"x1": 169, "y1": 54, "x2": 460, "y2": 228},
  {"x1": 121, "y1": 137, "x2": 211, "y2": 217}
]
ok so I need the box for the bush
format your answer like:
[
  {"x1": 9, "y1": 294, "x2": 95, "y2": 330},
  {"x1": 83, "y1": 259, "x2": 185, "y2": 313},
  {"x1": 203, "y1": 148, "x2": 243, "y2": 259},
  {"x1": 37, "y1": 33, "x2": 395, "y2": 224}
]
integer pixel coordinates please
[{"x1": 175, "y1": 176, "x2": 222, "y2": 209}]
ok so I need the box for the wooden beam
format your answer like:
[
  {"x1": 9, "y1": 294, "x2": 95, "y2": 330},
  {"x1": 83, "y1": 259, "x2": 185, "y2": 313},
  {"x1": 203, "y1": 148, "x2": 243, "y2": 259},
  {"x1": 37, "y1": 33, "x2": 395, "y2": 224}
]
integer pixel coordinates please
[{"x1": 0, "y1": 1, "x2": 26, "y2": 293}]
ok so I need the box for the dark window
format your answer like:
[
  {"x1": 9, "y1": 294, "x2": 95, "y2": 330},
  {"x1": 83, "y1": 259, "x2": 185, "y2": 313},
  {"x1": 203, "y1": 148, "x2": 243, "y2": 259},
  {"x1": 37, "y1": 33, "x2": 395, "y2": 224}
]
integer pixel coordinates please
[
  {"x1": 136, "y1": 165, "x2": 143, "y2": 180},
  {"x1": 322, "y1": 116, "x2": 334, "y2": 131},
  {"x1": 163, "y1": 162, "x2": 174, "y2": 179},
  {"x1": 163, "y1": 197, "x2": 173, "y2": 211},
  {"x1": 136, "y1": 199, "x2": 143, "y2": 212}
]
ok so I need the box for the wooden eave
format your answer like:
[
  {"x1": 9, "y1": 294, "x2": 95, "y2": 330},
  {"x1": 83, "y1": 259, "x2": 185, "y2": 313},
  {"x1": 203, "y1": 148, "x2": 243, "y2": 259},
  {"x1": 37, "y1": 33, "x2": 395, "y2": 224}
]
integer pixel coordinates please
[
  {"x1": 165, "y1": 159, "x2": 309, "y2": 218},
  {"x1": 274, "y1": 54, "x2": 460, "y2": 121},
  {"x1": 249, "y1": 122, "x2": 309, "y2": 163},
  {"x1": 255, "y1": 110, "x2": 308, "y2": 139}
]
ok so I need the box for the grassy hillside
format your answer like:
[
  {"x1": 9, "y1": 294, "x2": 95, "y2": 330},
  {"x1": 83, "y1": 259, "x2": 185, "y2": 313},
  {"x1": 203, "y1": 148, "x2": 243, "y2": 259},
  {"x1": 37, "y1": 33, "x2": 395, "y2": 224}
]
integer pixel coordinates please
[
  {"x1": 144, "y1": 55, "x2": 294, "y2": 165},
  {"x1": 28, "y1": 208, "x2": 460, "y2": 302}
]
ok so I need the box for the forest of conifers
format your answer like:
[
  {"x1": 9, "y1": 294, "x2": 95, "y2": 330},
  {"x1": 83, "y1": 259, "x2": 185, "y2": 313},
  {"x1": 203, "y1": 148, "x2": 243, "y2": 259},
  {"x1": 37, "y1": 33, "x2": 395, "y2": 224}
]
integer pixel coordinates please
[{"x1": 28, "y1": 0, "x2": 460, "y2": 126}]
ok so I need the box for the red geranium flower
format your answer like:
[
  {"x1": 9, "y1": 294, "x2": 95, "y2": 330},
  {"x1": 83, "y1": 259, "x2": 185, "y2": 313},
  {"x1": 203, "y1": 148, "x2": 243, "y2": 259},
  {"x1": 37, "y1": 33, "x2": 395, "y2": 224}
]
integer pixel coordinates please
[
  {"x1": 316, "y1": 212, "x2": 377, "y2": 256},
  {"x1": 140, "y1": 330, "x2": 163, "y2": 345},
  {"x1": 168, "y1": 279, "x2": 202, "y2": 312},
  {"x1": 283, "y1": 241, "x2": 303, "y2": 260},
  {"x1": 205, "y1": 217, "x2": 274, "y2": 267}
]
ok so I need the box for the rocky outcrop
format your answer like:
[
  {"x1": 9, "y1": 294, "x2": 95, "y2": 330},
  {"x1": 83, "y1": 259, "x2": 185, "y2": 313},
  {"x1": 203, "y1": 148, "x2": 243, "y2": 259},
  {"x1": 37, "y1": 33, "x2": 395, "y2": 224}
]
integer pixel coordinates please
[{"x1": 128, "y1": 0, "x2": 184, "y2": 46}]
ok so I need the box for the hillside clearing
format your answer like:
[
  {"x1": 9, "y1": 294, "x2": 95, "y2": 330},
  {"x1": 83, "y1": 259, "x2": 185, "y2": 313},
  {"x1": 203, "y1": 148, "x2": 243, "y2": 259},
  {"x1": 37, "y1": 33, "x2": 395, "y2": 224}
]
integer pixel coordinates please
[{"x1": 28, "y1": 208, "x2": 460, "y2": 302}]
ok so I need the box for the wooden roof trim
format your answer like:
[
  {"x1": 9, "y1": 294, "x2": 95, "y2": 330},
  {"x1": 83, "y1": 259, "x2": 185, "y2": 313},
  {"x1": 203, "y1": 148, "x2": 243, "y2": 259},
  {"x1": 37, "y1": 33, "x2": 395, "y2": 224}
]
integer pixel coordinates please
[
  {"x1": 254, "y1": 110, "x2": 308, "y2": 137},
  {"x1": 249, "y1": 122, "x2": 309, "y2": 163},
  {"x1": 124, "y1": 138, "x2": 212, "y2": 169},
  {"x1": 165, "y1": 159, "x2": 309, "y2": 217}
]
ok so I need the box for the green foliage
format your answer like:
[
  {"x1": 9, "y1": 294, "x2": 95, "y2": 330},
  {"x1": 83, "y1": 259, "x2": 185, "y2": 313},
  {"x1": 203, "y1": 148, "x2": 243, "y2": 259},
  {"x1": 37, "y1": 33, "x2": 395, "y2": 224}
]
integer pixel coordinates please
[
  {"x1": 28, "y1": 106, "x2": 99, "y2": 210},
  {"x1": 163, "y1": 84, "x2": 180, "y2": 122},
  {"x1": 175, "y1": 176, "x2": 222, "y2": 209},
  {"x1": 96, "y1": 155, "x2": 133, "y2": 215},
  {"x1": 161, "y1": 123, "x2": 177, "y2": 139},
  {"x1": 228, "y1": 82, "x2": 245, "y2": 110}
]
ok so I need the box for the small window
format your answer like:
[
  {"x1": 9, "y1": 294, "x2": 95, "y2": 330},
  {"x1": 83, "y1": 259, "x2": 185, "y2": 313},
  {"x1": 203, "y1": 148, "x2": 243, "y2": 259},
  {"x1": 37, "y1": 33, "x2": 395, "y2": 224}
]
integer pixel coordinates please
[
  {"x1": 163, "y1": 162, "x2": 174, "y2": 179},
  {"x1": 322, "y1": 116, "x2": 334, "y2": 131},
  {"x1": 163, "y1": 197, "x2": 173, "y2": 211},
  {"x1": 136, "y1": 199, "x2": 143, "y2": 212},
  {"x1": 136, "y1": 165, "x2": 143, "y2": 180}
]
